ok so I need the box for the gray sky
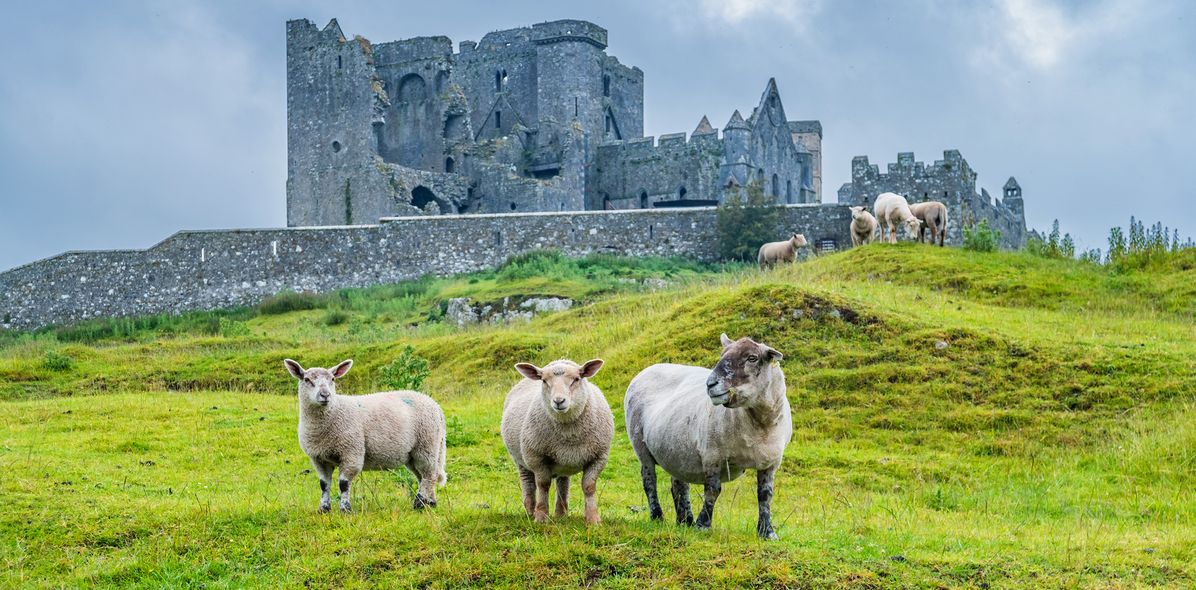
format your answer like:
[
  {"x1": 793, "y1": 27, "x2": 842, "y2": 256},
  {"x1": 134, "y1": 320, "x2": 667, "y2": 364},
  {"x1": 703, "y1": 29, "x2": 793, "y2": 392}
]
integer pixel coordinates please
[{"x1": 1, "y1": 0, "x2": 1192, "y2": 271}]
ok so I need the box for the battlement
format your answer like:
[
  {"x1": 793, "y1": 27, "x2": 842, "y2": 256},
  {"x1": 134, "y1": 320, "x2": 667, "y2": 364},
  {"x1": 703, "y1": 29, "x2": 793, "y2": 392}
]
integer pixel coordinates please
[
  {"x1": 287, "y1": 18, "x2": 347, "y2": 46},
  {"x1": 373, "y1": 36, "x2": 453, "y2": 65},
  {"x1": 531, "y1": 20, "x2": 607, "y2": 48}
]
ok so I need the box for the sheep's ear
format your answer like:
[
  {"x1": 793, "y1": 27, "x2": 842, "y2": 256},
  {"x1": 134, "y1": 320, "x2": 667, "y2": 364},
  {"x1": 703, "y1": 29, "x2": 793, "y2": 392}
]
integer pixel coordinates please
[
  {"x1": 331, "y1": 359, "x2": 353, "y2": 379},
  {"x1": 515, "y1": 363, "x2": 542, "y2": 381},
  {"x1": 762, "y1": 345, "x2": 783, "y2": 363},
  {"x1": 579, "y1": 359, "x2": 604, "y2": 379},
  {"x1": 720, "y1": 333, "x2": 734, "y2": 348},
  {"x1": 284, "y1": 359, "x2": 305, "y2": 379}
]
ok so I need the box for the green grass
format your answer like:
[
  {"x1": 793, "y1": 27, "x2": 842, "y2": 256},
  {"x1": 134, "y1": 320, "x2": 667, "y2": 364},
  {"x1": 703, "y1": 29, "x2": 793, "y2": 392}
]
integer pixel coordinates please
[{"x1": 1, "y1": 246, "x2": 1194, "y2": 588}]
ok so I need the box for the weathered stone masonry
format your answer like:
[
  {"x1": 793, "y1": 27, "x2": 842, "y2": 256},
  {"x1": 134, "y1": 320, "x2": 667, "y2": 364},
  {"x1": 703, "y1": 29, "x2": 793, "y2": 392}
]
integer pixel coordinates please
[{"x1": 0, "y1": 205, "x2": 851, "y2": 330}]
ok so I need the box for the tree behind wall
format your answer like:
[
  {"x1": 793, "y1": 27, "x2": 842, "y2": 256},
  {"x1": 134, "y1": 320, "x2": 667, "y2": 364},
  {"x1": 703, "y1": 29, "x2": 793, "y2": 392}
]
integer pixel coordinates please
[{"x1": 716, "y1": 181, "x2": 782, "y2": 262}]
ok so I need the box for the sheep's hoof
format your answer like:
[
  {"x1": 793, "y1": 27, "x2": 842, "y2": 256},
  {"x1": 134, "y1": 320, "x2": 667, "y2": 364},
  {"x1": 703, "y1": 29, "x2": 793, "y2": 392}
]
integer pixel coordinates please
[
  {"x1": 319, "y1": 503, "x2": 331, "y2": 513},
  {"x1": 339, "y1": 503, "x2": 352, "y2": 513},
  {"x1": 759, "y1": 530, "x2": 779, "y2": 541},
  {"x1": 533, "y1": 512, "x2": 549, "y2": 523},
  {"x1": 413, "y1": 494, "x2": 437, "y2": 510},
  {"x1": 585, "y1": 514, "x2": 601, "y2": 526}
]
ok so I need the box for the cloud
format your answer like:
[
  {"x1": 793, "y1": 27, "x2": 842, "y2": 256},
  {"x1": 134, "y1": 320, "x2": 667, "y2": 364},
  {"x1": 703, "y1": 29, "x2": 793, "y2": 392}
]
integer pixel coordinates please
[
  {"x1": 981, "y1": 0, "x2": 1146, "y2": 70},
  {"x1": 692, "y1": 0, "x2": 822, "y2": 28}
]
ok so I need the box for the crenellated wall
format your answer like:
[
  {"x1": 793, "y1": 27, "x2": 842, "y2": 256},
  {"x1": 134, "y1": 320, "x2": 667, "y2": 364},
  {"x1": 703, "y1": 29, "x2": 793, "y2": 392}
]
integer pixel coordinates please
[{"x1": 0, "y1": 205, "x2": 853, "y2": 331}]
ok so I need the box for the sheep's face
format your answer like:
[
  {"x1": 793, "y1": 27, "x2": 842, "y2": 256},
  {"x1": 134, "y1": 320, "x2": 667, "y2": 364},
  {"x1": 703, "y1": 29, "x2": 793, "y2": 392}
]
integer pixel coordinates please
[
  {"x1": 790, "y1": 234, "x2": 808, "y2": 248},
  {"x1": 285, "y1": 359, "x2": 352, "y2": 407},
  {"x1": 850, "y1": 207, "x2": 868, "y2": 222},
  {"x1": 904, "y1": 218, "x2": 923, "y2": 237},
  {"x1": 515, "y1": 359, "x2": 604, "y2": 416},
  {"x1": 706, "y1": 334, "x2": 782, "y2": 408}
]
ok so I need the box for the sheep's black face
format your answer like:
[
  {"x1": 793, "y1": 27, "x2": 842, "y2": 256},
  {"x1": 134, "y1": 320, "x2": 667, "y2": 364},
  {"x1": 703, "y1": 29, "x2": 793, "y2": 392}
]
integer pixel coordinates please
[{"x1": 706, "y1": 335, "x2": 782, "y2": 408}]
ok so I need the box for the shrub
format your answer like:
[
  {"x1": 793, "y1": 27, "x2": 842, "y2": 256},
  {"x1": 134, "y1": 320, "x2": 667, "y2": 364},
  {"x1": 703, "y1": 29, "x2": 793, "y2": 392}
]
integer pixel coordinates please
[
  {"x1": 715, "y1": 181, "x2": 782, "y2": 262},
  {"x1": 379, "y1": 345, "x2": 430, "y2": 391},
  {"x1": 322, "y1": 309, "x2": 351, "y2": 326},
  {"x1": 258, "y1": 291, "x2": 325, "y2": 315},
  {"x1": 963, "y1": 220, "x2": 1001, "y2": 252},
  {"x1": 42, "y1": 350, "x2": 74, "y2": 371}
]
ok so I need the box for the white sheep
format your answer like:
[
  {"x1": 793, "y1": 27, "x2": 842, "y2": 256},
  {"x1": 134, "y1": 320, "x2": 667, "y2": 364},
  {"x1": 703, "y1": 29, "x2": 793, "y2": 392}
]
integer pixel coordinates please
[
  {"x1": 624, "y1": 334, "x2": 792, "y2": 539},
  {"x1": 757, "y1": 233, "x2": 808, "y2": 269},
  {"x1": 284, "y1": 359, "x2": 447, "y2": 513},
  {"x1": 501, "y1": 359, "x2": 613, "y2": 524},
  {"x1": 909, "y1": 201, "x2": 949, "y2": 247},
  {"x1": 849, "y1": 206, "x2": 878, "y2": 246},
  {"x1": 873, "y1": 192, "x2": 923, "y2": 244}
]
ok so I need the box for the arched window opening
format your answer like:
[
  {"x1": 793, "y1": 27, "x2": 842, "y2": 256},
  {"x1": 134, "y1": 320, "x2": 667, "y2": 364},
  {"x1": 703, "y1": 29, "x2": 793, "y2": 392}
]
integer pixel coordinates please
[
  {"x1": 639, "y1": 191, "x2": 648, "y2": 209},
  {"x1": 786, "y1": 180, "x2": 793, "y2": 203},
  {"x1": 678, "y1": 186, "x2": 687, "y2": 199},
  {"x1": 411, "y1": 186, "x2": 437, "y2": 211},
  {"x1": 337, "y1": 55, "x2": 342, "y2": 69},
  {"x1": 771, "y1": 174, "x2": 780, "y2": 197},
  {"x1": 445, "y1": 157, "x2": 455, "y2": 173},
  {"x1": 603, "y1": 75, "x2": 611, "y2": 97},
  {"x1": 510, "y1": 201, "x2": 517, "y2": 211},
  {"x1": 495, "y1": 111, "x2": 502, "y2": 129}
]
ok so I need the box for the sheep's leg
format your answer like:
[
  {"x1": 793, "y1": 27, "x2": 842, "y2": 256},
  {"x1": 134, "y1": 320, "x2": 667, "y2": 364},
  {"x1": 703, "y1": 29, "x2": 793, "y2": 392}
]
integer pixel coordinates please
[
  {"x1": 313, "y1": 460, "x2": 334, "y2": 513},
  {"x1": 671, "y1": 477, "x2": 694, "y2": 526},
  {"x1": 533, "y1": 472, "x2": 552, "y2": 523},
  {"x1": 638, "y1": 460, "x2": 663, "y2": 520},
  {"x1": 694, "y1": 471, "x2": 722, "y2": 531},
  {"x1": 756, "y1": 467, "x2": 778, "y2": 540},
  {"x1": 338, "y1": 464, "x2": 361, "y2": 513},
  {"x1": 555, "y1": 476, "x2": 570, "y2": 517},
  {"x1": 518, "y1": 467, "x2": 536, "y2": 516},
  {"x1": 581, "y1": 461, "x2": 605, "y2": 525},
  {"x1": 888, "y1": 221, "x2": 897, "y2": 244},
  {"x1": 411, "y1": 454, "x2": 439, "y2": 509},
  {"x1": 413, "y1": 467, "x2": 438, "y2": 510}
]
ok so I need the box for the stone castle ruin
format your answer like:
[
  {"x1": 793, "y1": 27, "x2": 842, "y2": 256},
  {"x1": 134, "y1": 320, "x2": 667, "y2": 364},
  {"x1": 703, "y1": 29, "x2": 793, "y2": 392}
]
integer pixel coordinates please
[
  {"x1": 838, "y1": 150, "x2": 1026, "y2": 248},
  {"x1": 0, "y1": 17, "x2": 1027, "y2": 331},
  {"x1": 286, "y1": 18, "x2": 823, "y2": 225}
]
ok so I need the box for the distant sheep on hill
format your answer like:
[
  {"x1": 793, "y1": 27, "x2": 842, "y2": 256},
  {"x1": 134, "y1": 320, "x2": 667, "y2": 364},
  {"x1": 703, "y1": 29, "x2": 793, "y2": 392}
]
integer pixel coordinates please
[
  {"x1": 757, "y1": 233, "x2": 808, "y2": 269},
  {"x1": 873, "y1": 193, "x2": 922, "y2": 244},
  {"x1": 909, "y1": 201, "x2": 949, "y2": 247}
]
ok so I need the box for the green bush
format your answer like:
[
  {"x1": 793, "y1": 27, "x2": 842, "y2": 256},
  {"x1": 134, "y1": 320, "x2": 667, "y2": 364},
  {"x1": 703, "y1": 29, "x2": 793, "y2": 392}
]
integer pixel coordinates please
[
  {"x1": 963, "y1": 220, "x2": 1001, "y2": 252},
  {"x1": 322, "y1": 309, "x2": 351, "y2": 326},
  {"x1": 715, "y1": 181, "x2": 783, "y2": 262},
  {"x1": 258, "y1": 291, "x2": 325, "y2": 315},
  {"x1": 42, "y1": 350, "x2": 74, "y2": 371},
  {"x1": 379, "y1": 345, "x2": 430, "y2": 391}
]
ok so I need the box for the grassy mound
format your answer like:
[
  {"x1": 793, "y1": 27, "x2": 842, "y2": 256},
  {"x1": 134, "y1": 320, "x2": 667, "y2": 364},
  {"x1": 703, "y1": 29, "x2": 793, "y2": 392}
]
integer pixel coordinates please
[{"x1": 1, "y1": 246, "x2": 1194, "y2": 588}]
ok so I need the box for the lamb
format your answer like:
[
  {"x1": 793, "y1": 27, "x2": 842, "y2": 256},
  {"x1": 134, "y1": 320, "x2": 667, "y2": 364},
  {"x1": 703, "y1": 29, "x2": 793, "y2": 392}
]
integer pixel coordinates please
[
  {"x1": 501, "y1": 358, "x2": 614, "y2": 525},
  {"x1": 624, "y1": 334, "x2": 792, "y2": 539},
  {"x1": 284, "y1": 358, "x2": 447, "y2": 513},
  {"x1": 757, "y1": 233, "x2": 808, "y2": 269},
  {"x1": 849, "y1": 206, "x2": 878, "y2": 246},
  {"x1": 873, "y1": 192, "x2": 923, "y2": 244},
  {"x1": 909, "y1": 201, "x2": 949, "y2": 247}
]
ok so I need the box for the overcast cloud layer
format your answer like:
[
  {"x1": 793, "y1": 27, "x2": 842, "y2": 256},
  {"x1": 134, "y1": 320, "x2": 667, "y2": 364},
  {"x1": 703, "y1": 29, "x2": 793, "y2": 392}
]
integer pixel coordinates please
[{"x1": 1, "y1": 0, "x2": 1192, "y2": 271}]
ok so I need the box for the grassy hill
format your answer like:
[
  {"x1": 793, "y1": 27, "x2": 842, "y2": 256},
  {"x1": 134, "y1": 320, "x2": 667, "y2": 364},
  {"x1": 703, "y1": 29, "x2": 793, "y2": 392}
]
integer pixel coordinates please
[{"x1": 2, "y1": 245, "x2": 1194, "y2": 588}]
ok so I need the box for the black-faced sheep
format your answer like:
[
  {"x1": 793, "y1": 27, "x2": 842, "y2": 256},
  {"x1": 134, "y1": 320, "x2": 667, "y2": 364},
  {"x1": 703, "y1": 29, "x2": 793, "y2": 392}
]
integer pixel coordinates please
[{"x1": 624, "y1": 334, "x2": 792, "y2": 539}]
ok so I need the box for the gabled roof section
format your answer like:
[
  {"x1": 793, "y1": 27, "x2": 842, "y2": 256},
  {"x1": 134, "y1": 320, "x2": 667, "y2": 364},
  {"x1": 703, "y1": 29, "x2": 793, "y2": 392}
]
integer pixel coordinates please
[
  {"x1": 322, "y1": 18, "x2": 346, "y2": 41},
  {"x1": 751, "y1": 78, "x2": 788, "y2": 128},
  {"x1": 1004, "y1": 177, "x2": 1021, "y2": 190},
  {"x1": 693, "y1": 115, "x2": 715, "y2": 134},
  {"x1": 724, "y1": 110, "x2": 749, "y2": 131}
]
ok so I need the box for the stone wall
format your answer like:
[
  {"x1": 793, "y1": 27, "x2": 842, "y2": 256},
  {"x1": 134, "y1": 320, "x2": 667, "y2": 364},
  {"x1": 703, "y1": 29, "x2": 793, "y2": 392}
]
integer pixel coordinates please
[{"x1": 0, "y1": 205, "x2": 853, "y2": 331}]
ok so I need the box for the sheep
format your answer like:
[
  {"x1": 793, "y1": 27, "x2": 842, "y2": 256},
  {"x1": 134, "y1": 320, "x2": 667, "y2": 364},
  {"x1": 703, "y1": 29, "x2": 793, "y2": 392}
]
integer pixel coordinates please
[
  {"x1": 501, "y1": 358, "x2": 614, "y2": 525},
  {"x1": 873, "y1": 192, "x2": 923, "y2": 244},
  {"x1": 849, "y1": 206, "x2": 879, "y2": 247},
  {"x1": 909, "y1": 201, "x2": 949, "y2": 247},
  {"x1": 284, "y1": 359, "x2": 447, "y2": 513},
  {"x1": 624, "y1": 334, "x2": 792, "y2": 539},
  {"x1": 757, "y1": 233, "x2": 808, "y2": 269}
]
